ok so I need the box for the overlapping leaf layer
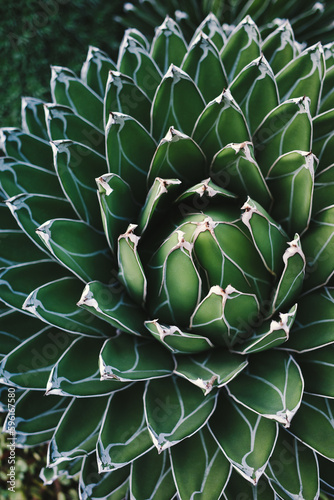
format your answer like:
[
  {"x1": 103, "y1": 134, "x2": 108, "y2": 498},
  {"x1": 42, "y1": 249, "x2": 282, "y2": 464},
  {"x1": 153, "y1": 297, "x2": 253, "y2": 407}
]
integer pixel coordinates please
[{"x1": 0, "y1": 13, "x2": 333, "y2": 500}]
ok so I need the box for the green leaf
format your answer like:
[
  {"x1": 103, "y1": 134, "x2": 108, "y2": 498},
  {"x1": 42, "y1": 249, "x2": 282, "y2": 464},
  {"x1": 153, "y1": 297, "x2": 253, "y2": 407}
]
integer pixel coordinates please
[
  {"x1": 78, "y1": 280, "x2": 148, "y2": 337},
  {"x1": 227, "y1": 350, "x2": 304, "y2": 427},
  {"x1": 190, "y1": 13, "x2": 226, "y2": 52},
  {"x1": 229, "y1": 55, "x2": 279, "y2": 134},
  {"x1": 297, "y1": 345, "x2": 334, "y2": 398},
  {"x1": 192, "y1": 88, "x2": 250, "y2": 164},
  {"x1": 267, "y1": 151, "x2": 315, "y2": 236},
  {"x1": 0, "y1": 260, "x2": 67, "y2": 312},
  {"x1": 46, "y1": 336, "x2": 123, "y2": 397},
  {"x1": 253, "y1": 97, "x2": 312, "y2": 178},
  {"x1": 96, "y1": 173, "x2": 138, "y2": 256},
  {"x1": 36, "y1": 218, "x2": 112, "y2": 283},
  {"x1": 288, "y1": 394, "x2": 334, "y2": 461},
  {"x1": 262, "y1": 21, "x2": 299, "y2": 74},
  {"x1": 144, "y1": 375, "x2": 217, "y2": 453},
  {"x1": 313, "y1": 109, "x2": 334, "y2": 173},
  {"x1": 148, "y1": 127, "x2": 206, "y2": 188},
  {"x1": 175, "y1": 178, "x2": 236, "y2": 208},
  {"x1": 210, "y1": 142, "x2": 272, "y2": 209},
  {"x1": 97, "y1": 383, "x2": 154, "y2": 470},
  {"x1": 52, "y1": 140, "x2": 107, "y2": 228},
  {"x1": 181, "y1": 32, "x2": 227, "y2": 103},
  {"x1": 118, "y1": 224, "x2": 147, "y2": 306},
  {"x1": 318, "y1": 454, "x2": 334, "y2": 497},
  {"x1": 319, "y1": 65, "x2": 334, "y2": 113},
  {"x1": 48, "y1": 396, "x2": 109, "y2": 466},
  {"x1": 21, "y1": 96, "x2": 49, "y2": 141},
  {"x1": 104, "y1": 71, "x2": 151, "y2": 130},
  {"x1": 50, "y1": 66, "x2": 104, "y2": 129},
  {"x1": 80, "y1": 45, "x2": 117, "y2": 98},
  {"x1": 232, "y1": 304, "x2": 298, "y2": 354},
  {"x1": 208, "y1": 394, "x2": 278, "y2": 484},
  {"x1": 99, "y1": 331, "x2": 174, "y2": 382},
  {"x1": 80, "y1": 453, "x2": 129, "y2": 500},
  {"x1": 267, "y1": 430, "x2": 319, "y2": 500},
  {"x1": 0, "y1": 309, "x2": 45, "y2": 358},
  {"x1": 105, "y1": 112, "x2": 157, "y2": 204},
  {"x1": 221, "y1": 16, "x2": 261, "y2": 82},
  {"x1": 276, "y1": 43, "x2": 325, "y2": 116},
  {"x1": 313, "y1": 164, "x2": 334, "y2": 214},
  {"x1": 224, "y1": 468, "x2": 276, "y2": 499},
  {"x1": 131, "y1": 448, "x2": 175, "y2": 500},
  {"x1": 284, "y1": 287, "x2": 334, "y2": 352},
  {"x1": 145, "y1": 319, "x2": 214, "y2": 355},
  {"x1": 22, "y1": 276, "x2": 109, "y2": 337},
  {"x1": 170, "y1": 426, "x2": 231, "y2": 500},
  {"x1": 151, "y1": 16, "x2": 187, "y2": 73},
  {"x1": 151, "y1": 64, "x2": 205, "y2": 141},
  {"x1": 174, "y1": 349, "x2": 248, "y2": 395},
  {"x1": 118, "y1": 34, "x2": 162, "y2": 100},
  {"x1": 0, "y1": 127, "x2": 53, "y2": 170},
  {"x1": 0, "y1": 229, "x2": 44, "y2": 266},
  {"x1": 45, "y1": 104, "x2": 105, "y2": 156}
]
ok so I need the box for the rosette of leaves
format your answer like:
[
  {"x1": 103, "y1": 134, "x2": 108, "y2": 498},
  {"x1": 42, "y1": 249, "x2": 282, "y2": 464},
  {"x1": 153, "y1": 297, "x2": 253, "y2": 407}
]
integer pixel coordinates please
[
  {"x1": 116, "y1": 0, "x2": 334, "y2": 45},
  {"x1": 0, "y1": 13, "x2": 334, "y2": 500}
]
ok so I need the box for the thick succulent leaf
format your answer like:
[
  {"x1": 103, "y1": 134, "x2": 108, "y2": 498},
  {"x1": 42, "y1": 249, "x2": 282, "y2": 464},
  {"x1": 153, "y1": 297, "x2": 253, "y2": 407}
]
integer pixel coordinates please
[
  {"x1": 97, "y1": 383, "x2": 154, "y2": 470},
  {"x1": 297, "y1": 345, "x2": 334, "y2": 398},
  {"x1": 288, "y1": 394, "x2": 334, "y2": 461},
  {"x1": 170, "y1": 425, "x2": 231, "y2": 500},
  {"x1": 36, "y1": 218, "x2": 112, "y2": 283},
  {"x1": 79, "y1": 452, "x2": 129, "y2": 500},
  {"x1": 151, "y1": 16, "x2": 187, "y2": 73},
  {"x1": 5, "y1": 193, "x2": 74, "y2": 253},
  {"x1": 175, "y1": 178, "x2": 236, "y2": 209},
  {"x1": 50, "y1": 66, "x2": 104, "y2": 129},
  {"x1": 313, "y1": 109, "x2": 334, "y2": 173},
  {"x1": 22, "y1": 276, "x2": 109, "y2": 337},
  {"x1": 44, "y1": 104, "x2": 105, "y2": 156},
  {"x1": 267, "y1": 151, "x2": 315, "y2": 236},
  {"x1": 104, "y1": 70, "x2": 151, "y2": 130},
  {"x1": 210, "y1": 142, "x2": 272, "y2": 209},
  {"x1": 284, "y1": 287, "x2": 334, "y2": 352},
  {"x1": 220, "y1": 16, "x2": 261, "y2": 82},
  {"x1": 144, "y1": 375, "x2": 217, "y2": 453},
  {"x1": 302, "y1": 206, "x2": 334, "y2": 291},
  {"x1": 232, "y1": 304, "x2": 297, "y2": 355},
  {"x1": 241, "y1": 198, "x2": 289, "y2": 277},
  {"x1": 0, "y1": 309, "x2": 45, "y2": 358},
  {"x1": 81, "y1": 45, "x2": 117, "y2": 97},
  {"x1": 0, "y1": 326, "x2": 74, "y2": 389},
  {"x1": 0, "y1": 229, "x2": 44, "y2": 266},
  {"x1": 138, "y1": 177, "x2": 182, "y2": 234},
  {"x1": 318, "y1": 454, "x2": 334, "y2": 497},
  {"x1": 174, "y1": 349, "x2": 248, "y2": 395},
  {"x1": 227, "y1": 350, "x2": 304, "y2": 426},
  {"x1": 313, "y1": 164, "x2": 334, "y2": 214},
  {"x1": 208, "y1": 394, "x2": 278, "y2": 484},
  {"x1": 117, "y1": 34, "x2": 162, "y2": 100},
  {"x1": 276, "y1": 43, "x2": 325, "y2": 116},
  {"x1": 319, "y1": 65, "x2": 334, "y2": 113},
  {"x1": 78, "y1": 280, "x2": 148, "y2": 337},
  {"x1": 96, "y1": 173, "x2": 138, "y2": 256},
  {"x1": 40, "y1": 456, "x2": 84, "y2": 485},
  {"x1": 131, "y1": 448, "x2": 175, "y2": 500},
  {"x1": 46, "y1": 336, "x2": 123, "y2": 397},
  {"x1": 118, "y1": 224, "x2": 147, "y2": 306},
  {"x1": 99, "y1": 331, "x2": 174, "y2": 382},
  {"x1": 21, "y1": 96, "x2": 49, "y2": 141},
  {"x1": 145, "y1": 320, "x2": 214, "y2": 355},
  {"x1": 182, "y1": 32, "x2": 227, "y2": 103},
  {"x1": 148, "y1": 127, "x2": 206, "y2": 188},
  {"x1": 151, "y1": 65, "x2": 205, "y2": 141},
  {"x1": 224, "y1": 468, "x2": 276, "y2": 499},
  {"x1": 266, "y1": 429, "x2": 319, "y2": 500},
  {"x1": 270, "y1": 234, "x2": 306, "y2": 314},
  {"x1": 0, "y1": 156, "x2": 63, "y2": 198},
  {"x1": 262, "y1": 21, "x2": 299, "y2": 74},
  {"x1": 52, "y1": 140, "x2": 107, "y2": 228},
  {"x1": 48, "y1": 396, "x2": 109, "y2": 466},
  {"x1": 192, "y1": 89, "x2": 250, "y2": 164},
  {"x1": 190, "y1": 13, "x2": 226, "y2": 51},
  {"x1": 229, "y1": 56, "x2": 279, "y2": 134},
  {"x1": 0, "y1": 201, "x2": 18, "y2": 230},
  {"x1": 0, "y1": 127, "x2": 53, "y2": 170},
  {"x1": 105, "y1": 112, "x2": 157, "y2": 204},
  {"x1": 0, "y1": 260, "x2": 67, "y2": 312},
  {"x1": 190, "y1": 285, "x2": 260, "y2": 348},
  {"x1": 253, "y1": 97, "x2": 312, "y2": 177}
]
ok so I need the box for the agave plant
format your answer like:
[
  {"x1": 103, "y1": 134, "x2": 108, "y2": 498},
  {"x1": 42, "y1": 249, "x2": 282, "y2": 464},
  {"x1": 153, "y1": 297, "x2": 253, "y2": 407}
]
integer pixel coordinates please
[
  {"x1": 116, "y1": 0, "x2": 334, "y2": 45},
  {"x1": 0, "y1": 13, "x2": 334, "y2": 500}
]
